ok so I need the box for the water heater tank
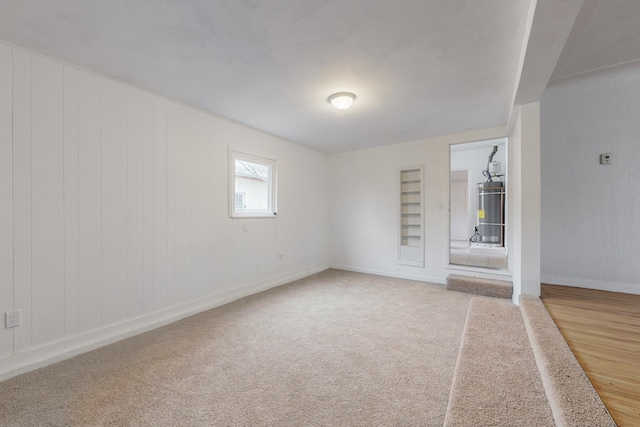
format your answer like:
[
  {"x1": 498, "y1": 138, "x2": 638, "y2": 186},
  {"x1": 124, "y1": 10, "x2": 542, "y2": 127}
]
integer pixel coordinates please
[{"x1": 476, "y1": 181, "x2": 505, "y2": 246}]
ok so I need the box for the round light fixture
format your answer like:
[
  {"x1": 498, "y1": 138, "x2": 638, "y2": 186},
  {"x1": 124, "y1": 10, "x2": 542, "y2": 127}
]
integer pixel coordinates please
[{"x1": 328, "y1": 92, "x2": 356, "y2": 110}]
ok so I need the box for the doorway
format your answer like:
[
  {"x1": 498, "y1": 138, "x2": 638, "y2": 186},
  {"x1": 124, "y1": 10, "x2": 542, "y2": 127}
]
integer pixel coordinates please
[{"x1": 449, "y1": 138, "x2": 508, "y2": 270}]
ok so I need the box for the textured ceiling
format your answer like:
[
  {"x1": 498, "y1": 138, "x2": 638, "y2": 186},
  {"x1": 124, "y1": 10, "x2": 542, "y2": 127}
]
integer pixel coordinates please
[
  {"x1": 0, "y1": 0, "x2": 532, "y2": 152},
  {"x1": 0, "y1": 1, "x2": 636, "y2": 152},
  {"x1": 552, "y1": 0, "x2": 640, "y2": 80}
]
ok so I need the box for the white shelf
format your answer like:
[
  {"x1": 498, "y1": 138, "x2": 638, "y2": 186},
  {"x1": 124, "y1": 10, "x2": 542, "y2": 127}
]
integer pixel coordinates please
[{"x1": 398, "y1": 167, "x2": 424, "y2": 267}]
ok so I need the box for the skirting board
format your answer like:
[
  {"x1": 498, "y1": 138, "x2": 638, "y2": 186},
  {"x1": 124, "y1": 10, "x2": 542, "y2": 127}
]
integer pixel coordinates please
[
  {"x1": 329, "y1": 264, "x2": 445, "y2": 285},
  {"x1": 541, "y1": 274, "x2": 640, "y2": 296},
  {"x1": 0, "y1": 263, "x2": 329, "y2": 382}
]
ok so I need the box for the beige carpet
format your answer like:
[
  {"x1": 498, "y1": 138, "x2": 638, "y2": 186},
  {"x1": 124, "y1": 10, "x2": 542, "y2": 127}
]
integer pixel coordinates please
[
  {"x1": 0, "y1": 270, "x2": 474, "y2": 426},
  {"x1": 444, "y1": 297, "x2": 555, "y2": 426},
  {"x1": 520, "y1": 296, "x2": 615, "y2": 427},
  {"x1": 445, "y1": 274, "x2": 513, "y2": 299}
]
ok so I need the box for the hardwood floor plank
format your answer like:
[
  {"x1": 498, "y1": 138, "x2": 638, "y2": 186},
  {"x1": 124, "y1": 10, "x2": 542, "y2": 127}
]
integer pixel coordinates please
[{"x1": 541, "y1": 284, "x2": 640, "y2": 427}]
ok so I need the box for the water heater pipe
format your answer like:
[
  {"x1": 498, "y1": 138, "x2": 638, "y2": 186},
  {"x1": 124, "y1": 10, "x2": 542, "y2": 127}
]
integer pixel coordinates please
[{"x1": 486, "y1": 145, "x2": 498, "y2": 182}]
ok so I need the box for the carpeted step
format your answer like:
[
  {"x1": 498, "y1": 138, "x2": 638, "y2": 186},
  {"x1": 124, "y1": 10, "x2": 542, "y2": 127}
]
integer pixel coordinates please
[
  {"x1": 444, "y1": 297, "x2": 555, "y2": 426},
  {"x1": 520, "y1": 296, "x2": 615, "y2": 427},
  {"x1": 445, "y1": 274, "x2": 512, "y2": 299}
]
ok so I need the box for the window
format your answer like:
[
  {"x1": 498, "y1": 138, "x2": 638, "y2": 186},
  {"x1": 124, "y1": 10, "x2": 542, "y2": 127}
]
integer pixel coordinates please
[
  {"x1": 235, "y1": 192, "x2": 245, "y2": 209},
  {"x1": 229, "y1": 149, "x2": 277, "y2": 218}
]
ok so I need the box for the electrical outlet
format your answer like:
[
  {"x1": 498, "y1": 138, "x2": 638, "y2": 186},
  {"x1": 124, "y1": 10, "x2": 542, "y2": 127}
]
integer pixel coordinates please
[{"x1": 5, "y1": 310, "x2": 21, "y2": 328}]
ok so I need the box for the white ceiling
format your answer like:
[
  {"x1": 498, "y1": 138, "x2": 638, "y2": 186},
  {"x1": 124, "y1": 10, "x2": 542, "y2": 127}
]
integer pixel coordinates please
[
  {"x1": 0, "y1": 1, "x2": 638, "y2": 153},
  {"x1": 552, "y1": 0, "x2": 640, "y2": 80}
]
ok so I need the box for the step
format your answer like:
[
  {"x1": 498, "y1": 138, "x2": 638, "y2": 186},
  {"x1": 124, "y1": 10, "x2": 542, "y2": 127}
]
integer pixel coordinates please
[
  {"x1": 444, "y1": 297, "x2": 554, "y2": 426},
  {"x1": 519, "y1": 295, "x2": 615, "y2": 427},
  {"x1": 445, "y1": 274, "x2": 512, "y2": 299}
]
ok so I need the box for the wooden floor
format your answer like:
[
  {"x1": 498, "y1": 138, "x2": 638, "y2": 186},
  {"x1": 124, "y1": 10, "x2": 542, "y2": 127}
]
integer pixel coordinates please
[{"x1": 541, "y1": 284, "x2": 640, "y2": 427}]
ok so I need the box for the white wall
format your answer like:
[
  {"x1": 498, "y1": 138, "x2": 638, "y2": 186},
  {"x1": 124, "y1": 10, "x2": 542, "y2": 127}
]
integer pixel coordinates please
[
  {"x1": 450, "y1": 178, "x2": 468, "y2": 241},
  {"x1": 541, "y1": 62, "x2": 640, "y2": 295},
  {"x1": 508, "y1": 108, "x2": 523, "y2": 301},
  {"x1": 0, "y1": 41, "x2": 328, "y2": 379},
  {"x1": 509, "y1": 102, "x2": 541, "y2": 302},
  {"x1": 327, "y1": 127, "x2": 508, "y2": 284}
]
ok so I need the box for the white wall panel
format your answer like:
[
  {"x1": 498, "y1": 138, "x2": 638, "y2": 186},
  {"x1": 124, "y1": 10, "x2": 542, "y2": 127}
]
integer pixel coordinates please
[
  {"x1": 126, "y1": 88, "x2": 145, "y2": 318},
  {"x1": 101, "y1": 79, "x2": 128, "y2": 325},
  {"x1": 63, "y1": 66, "x2": 80, "y2": 336},
  {"x1": 208, "y1": 118, "x2": 227, "y2": 291},
  {"x1": 78, "y1": 71, "x2": 102, "y2": 333},
  {"x1": 189, "y1": 111, "x2": 199, "y2": 300},
  {"x1": 12, "y1": 49, "x2": 32, "y2": 352},
  {"x1": 166, "y1": 102, "x2": 177, "y2": 305},
  {"x1": 1, "y1": 41, "x2": 328, "y2": 379},
  {"x1": 174, "y1": 104, "x2": 192, "y2": 304},
  {"x1": 142, "y1": 92, "x2": 154, "y2": 315},
  {"x1": 196, "y1": 113, "x2": 211, "y2": 297},
  {"x1": 30, "y1": 55, "x2": 65, "y2": 347},
  {"x1": 152, "y1": 97, "x2": 168, "y2": 310},
  {"x1": 0, "y1": 44, "x2": 13, "y2": 357}
]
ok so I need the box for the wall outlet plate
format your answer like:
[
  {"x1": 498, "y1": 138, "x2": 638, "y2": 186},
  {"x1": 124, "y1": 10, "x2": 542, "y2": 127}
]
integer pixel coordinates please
[{"x1": 5, "y1": 310, "x2": 21, "y2": 328}]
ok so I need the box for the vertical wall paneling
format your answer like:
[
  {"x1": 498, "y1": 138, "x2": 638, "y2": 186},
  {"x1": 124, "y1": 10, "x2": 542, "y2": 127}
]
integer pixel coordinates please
[
  {"x1": 63, "y1": 66, "x2": 80, "y2": 336},
  {"x1": 166, "y1": 102, "x2": 177, "y2": 306},
  {"x1": 0, "y1": 44, "x2": 13, "y2": 357},
  {"x1": 127, "y1": 88, "x2": 145, "y2": 318},
  {"x1": 30, "y1": 56, "x2": 65, "y2": 346},
  {"x1": 174, "y1": 104, "x2": 191, "y2": 304},
  {"x1": 189, "y1": 111, "x2": 198, "y2": 300},
  {"x1": 152, "y1": 97, "x2": 168, "y2": 310},
  {"x1": 209, "y1": 122, "x2": 225, "y2": 291},
  {"x1": 78, "y1": 71, "x2": 102, "y2": 333},
  {"x1": 12, "y1": 49, "x2": 32, "y2": 352},
  {"x1": 142, "y1": 92, "x2": 154, "y2": 314},
  {"x1": 203, "y1": 116, "x2": 214, "y2": 295},
  {"x1": 101, "y1": 79, "x2": 128, "y2": 325},
  {"x1": 0, "y1": 41, "x2": 329, "y2": 377},
  {"x1": 197, "y1": 113, "x2": 210, "y2": 296}
]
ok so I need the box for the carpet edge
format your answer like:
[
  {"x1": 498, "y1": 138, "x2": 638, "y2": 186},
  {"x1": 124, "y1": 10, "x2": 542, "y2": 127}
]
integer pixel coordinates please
[{"x1": 519, "y1": 295, "x2": 616, "y2": 427}]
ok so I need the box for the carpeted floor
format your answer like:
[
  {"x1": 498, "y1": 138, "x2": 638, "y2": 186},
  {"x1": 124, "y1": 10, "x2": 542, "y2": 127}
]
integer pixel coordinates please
[
  {"x1": 444, "y1": 298, "x2": 554, "y2": 426},
  {"x1": 0, "y1": 270, "x2": 476, "y2": 426}
]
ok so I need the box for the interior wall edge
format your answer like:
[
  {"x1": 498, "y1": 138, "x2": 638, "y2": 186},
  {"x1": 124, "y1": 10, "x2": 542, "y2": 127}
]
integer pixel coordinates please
[{"x1": 0, "y1": 262, "x2": 329, "y2": 382}]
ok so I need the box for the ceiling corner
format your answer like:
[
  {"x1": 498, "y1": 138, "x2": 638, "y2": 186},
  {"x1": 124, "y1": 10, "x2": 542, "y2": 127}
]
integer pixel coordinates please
[{"x1": 513, "y1": 0, "x2": 585, "y2": 106}]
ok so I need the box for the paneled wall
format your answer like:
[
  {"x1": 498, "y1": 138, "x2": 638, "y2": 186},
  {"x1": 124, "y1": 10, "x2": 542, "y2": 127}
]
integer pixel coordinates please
[{"x1": 0, "y1": 42, "x2": 328, "y2": 375}]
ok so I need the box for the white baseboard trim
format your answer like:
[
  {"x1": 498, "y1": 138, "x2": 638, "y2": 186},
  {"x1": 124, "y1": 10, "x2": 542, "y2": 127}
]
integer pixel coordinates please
[
  {"x1": 329, "y1": 264, "x2": 445, "y2": 285},
  {"x1": 541, "y1": 274, "x2": 640, "y2": 295},
  {"x1": 0, "y1": 263, "x2": 328, "y2": 382}
]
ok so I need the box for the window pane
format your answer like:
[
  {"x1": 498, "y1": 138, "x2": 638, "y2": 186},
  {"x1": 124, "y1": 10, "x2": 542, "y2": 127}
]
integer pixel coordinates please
[
  {"x1": 229, "y1": 149, "x2": 276, "y2": 218},
  {"x1": 234, "y1": 159, "x2": 270, "y2": 211},
  {"x1": 234, "y1": 192, "x2": 245, "y2": 209}
]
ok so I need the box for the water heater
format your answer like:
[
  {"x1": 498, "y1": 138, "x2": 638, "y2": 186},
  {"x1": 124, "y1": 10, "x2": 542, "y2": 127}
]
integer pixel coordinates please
[{"x1": 476, "y1": 181, "x2": 505, "y2": 246}]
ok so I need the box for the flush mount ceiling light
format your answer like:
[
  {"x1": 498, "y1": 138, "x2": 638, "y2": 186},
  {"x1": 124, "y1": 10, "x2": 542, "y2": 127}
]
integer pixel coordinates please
[{"x1": 327, "y1": 92, "x2": 356, "y2": 110}]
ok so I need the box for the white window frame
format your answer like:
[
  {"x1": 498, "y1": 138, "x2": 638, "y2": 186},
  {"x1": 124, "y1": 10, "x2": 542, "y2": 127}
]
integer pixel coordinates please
[{"x1": 228, "y1": 148, "x2": 277, "y2": 218}]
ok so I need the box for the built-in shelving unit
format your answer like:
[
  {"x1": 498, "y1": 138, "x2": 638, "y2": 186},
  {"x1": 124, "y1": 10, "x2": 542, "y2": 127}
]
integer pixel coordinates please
[{"x1": 399, "y1": 167, "x2": 424, "y2": 267}]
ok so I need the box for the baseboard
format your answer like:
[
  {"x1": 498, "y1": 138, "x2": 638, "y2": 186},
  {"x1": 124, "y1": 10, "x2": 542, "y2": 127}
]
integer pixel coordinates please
[
  {"x1": 541, "y1": 274, "x2": 640, "y2": 296},
  {"x1": 329, "y1": 264, "x2": 445, "y2": 285},
  {"x1": 0, "y1": 263, "x2": 328, "y2": 382}
]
